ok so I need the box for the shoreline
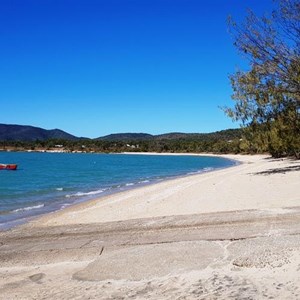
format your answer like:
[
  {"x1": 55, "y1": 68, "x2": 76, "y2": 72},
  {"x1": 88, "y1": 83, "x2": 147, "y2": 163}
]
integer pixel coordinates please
[
  {"x1": 25, "y1": 153, "x2": 299, "y2": 228},
  {"x1": 1, "y1": 153, "x2": 300, "y2": 299},
  {"x1": 23, "y1": 153, "x2": 242, "y2": 228},
  {"x1": 0, "y1": 152, "x2": 238, "y2": 231}
]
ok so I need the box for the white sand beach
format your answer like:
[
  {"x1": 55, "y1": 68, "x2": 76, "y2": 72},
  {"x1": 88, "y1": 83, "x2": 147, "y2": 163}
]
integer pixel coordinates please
[
  {"x1": 33, "y1": 153, "x2": 300, "y2": 226},
  {"x1": 0, "y1": 154, "x2": 300, "y2": 299}
]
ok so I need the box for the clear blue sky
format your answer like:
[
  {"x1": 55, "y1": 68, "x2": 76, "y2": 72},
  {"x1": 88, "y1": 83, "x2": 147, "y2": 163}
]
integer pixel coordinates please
[{"x1": 0, "y1": 0, "x2": 274, "y2": 138}]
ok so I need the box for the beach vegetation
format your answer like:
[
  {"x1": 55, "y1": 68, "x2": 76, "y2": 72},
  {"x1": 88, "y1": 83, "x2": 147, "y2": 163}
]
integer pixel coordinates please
[{"x1": 225, "y1": 0, "x2": 300, "y2": 158}]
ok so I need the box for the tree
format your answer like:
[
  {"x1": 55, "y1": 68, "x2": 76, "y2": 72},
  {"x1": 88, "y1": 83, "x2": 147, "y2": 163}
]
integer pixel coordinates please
[{"x1": 225, "y1": 0, "x2": 300, "y2": 158}]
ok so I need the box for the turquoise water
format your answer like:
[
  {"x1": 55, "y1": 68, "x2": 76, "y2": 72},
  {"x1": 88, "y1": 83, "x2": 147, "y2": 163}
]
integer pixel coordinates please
[{"x1": 0, "y1": 152, "x2": 236, "y2": 229}]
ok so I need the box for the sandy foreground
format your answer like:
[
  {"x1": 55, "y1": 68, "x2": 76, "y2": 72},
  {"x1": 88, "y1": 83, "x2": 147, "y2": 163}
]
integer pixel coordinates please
[{"x1": 0, "y1": 154, "x2": 300, "y2": 299}]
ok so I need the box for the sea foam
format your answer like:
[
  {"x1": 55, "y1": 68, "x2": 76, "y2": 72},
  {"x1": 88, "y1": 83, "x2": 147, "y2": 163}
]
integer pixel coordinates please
[
  {"x1": 65, "y1": 189, "x2": 105, "y2": 198},
  {"x1": 13, "y1": 204, "x2": 45, "y2": 213}
]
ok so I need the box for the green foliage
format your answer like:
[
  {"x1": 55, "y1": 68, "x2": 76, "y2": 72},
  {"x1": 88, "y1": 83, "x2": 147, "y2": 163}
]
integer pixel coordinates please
[
  {"x1": 225, "y1": 0, "x2": 300, "y2": 158},
  {"x1": 0, "y1": 129, "x2": 244, "y2": 154}
]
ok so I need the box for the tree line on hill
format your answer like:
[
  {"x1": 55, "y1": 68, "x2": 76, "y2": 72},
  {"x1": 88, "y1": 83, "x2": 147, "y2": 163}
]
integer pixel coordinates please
[{"x1": 0, "y1": 129, "x2": 245, "y2": 154}]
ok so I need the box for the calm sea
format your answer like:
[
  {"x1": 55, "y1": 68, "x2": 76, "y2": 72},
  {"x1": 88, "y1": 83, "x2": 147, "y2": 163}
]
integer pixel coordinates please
[{"x1": 0, "y1": 152, "x2": 236, "y2": 229}]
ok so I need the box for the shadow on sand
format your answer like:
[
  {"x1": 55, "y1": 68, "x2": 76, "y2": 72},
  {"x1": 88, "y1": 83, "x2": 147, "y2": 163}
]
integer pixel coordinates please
[{"x1": 252, "y1": 164, "x2": 300, "y2": 175}]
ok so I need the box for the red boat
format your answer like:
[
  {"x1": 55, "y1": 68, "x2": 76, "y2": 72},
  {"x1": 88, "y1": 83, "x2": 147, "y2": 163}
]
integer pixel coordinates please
[{"x1": 0, "y1": 164, "x2": 18, "y2": 170}]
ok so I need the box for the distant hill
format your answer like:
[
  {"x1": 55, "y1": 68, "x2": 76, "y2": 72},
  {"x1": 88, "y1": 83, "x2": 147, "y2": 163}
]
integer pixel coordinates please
[
  {"x1": 98, "y1": 129, "x2": 242, "y2": 142},
  {"x1": 0, "y1": 124, "x2": 78, "y2": 141},
  {"x1": 161, "y1": 129, "x2": 242, "y2": 141},
  {"x1": 0, "y1": 124, "x2": 242, "y2": 142},
  {"x1": 97, "y1": 133, "x2": 154, "y2": 141},
  {"x1": 156, "y1": 129, "x2": 241, "y2": 140}
]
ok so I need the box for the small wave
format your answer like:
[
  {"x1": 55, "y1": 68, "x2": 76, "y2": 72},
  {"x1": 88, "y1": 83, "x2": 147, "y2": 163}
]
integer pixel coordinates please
[
  {"x1": 187, "y1": 172, "x2": 198, "y2": 175},
  {"x1": 13, "y1": 204, "x2": 45, "y2": 213},
  {"x1": 139, "y1": 180, "x2": 150, "y2": 184},
  {"x1": 65, "y1": 189, "x2": 105, "y2": 198},
  {"x1": 203, "y1": 167, "x2": 213, "y2": 172},
  {"x1": 56, "y1": 187, "x2": 63, "y2": 191},
  {"x1": 187, "y1": 167, "x2": 214, "y2": 175},
  {"x1": 125, "y1": 183, "x2": 134, "y2": 186},
  {"x1": 60, "y1": 203, "x2": 72, "y2": 209}
]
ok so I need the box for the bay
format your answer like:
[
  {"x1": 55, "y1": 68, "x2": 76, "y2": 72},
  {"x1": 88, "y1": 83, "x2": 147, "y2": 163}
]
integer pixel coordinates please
[{"x1": 0, "y1": 152, "x2": 236, "y2": 229}]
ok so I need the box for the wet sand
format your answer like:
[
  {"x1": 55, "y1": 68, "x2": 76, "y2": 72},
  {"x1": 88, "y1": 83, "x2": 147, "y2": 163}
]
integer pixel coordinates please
[{"x1": 0, "y1": 154, "x2": 300, "y2": 299}]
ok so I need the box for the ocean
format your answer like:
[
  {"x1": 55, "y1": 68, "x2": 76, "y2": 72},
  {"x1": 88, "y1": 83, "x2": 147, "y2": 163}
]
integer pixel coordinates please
[{"x1": 0, "y1": 152, "x2": 236, "y2": 229}]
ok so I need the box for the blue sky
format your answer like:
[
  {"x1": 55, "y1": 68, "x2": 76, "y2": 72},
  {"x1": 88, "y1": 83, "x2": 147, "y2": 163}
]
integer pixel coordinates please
[{"x1": 0, "y1": 0, "x2": 274, "y2": 138}]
